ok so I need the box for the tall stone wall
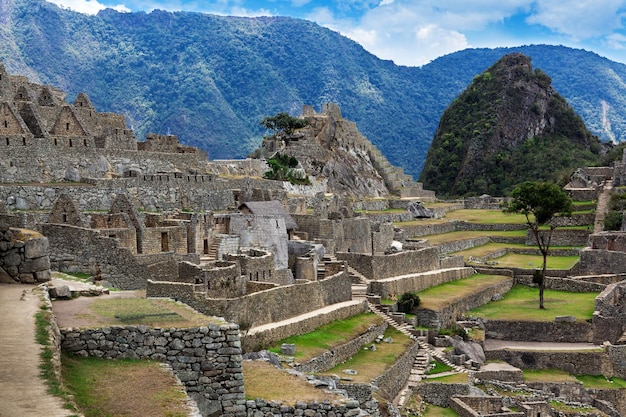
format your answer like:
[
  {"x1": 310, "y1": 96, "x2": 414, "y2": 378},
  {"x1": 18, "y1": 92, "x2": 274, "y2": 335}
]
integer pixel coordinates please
[
  {"x1": 337, "y1": 247, "x2": 440, "y2": 281},
  {"x1": 61, "y1": 324, "x2": 245, "y2": 417},
  {"x1": 525, "y1": 229, "x2": 590, "y2": 247},
  {"x1": 0, "y1": 225, "x2": 51, "y2": 283},
  {"x1": 371, "y1": 341, "x2": 421, "y2": 401},
  {"x1": 42, "y1": 223, "x2": 151, "y2": 289},
  {"x1": 593, "y1": 281, "x2": 626, "y2": 344},
  {"x1": 578, "y1": 248, "x2": 626, "y2": 275}
]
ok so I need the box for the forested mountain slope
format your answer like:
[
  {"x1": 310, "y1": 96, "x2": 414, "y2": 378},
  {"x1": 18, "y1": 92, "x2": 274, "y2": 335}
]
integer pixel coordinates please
[
  {"x1": 420, "y1": 53, "x2": 603, "y2": 198},
  {"x1": 1, "y1": 0, "x2": 625, "y2": 179}
]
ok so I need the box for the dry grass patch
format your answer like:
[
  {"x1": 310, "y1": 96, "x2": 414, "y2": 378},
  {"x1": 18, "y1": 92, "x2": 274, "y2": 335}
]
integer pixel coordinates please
[
  {"x1": 62, "y1": 355, "x2": 191, "y2": 417},
  {"x1": 417, "y1": 274, "x2": 511, "y2": 310},
  {"x1": 243, "y1": 360, "x2": 344, "y2": 405},
  {"x1": 89, "y1": 297, "x2": 222, "y2": 328},
  {"x1": 487, "y1": 252, "x2": 579, "y2": 270}
]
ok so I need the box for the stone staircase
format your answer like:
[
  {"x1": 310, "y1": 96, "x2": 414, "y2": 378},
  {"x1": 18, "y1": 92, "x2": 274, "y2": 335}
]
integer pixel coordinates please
[
  {"x1": 201, "y1": 236, "x2": 222, "y2": 263},
  {"x1": 366, "y1": 301, "x2": 468, "y2": 407},
  {"x1": 594, "y1": 178, "x2": 613, "y2": 233},
  {"x1": 366, "y1": 144, "x2": 435, "y2": 200}
]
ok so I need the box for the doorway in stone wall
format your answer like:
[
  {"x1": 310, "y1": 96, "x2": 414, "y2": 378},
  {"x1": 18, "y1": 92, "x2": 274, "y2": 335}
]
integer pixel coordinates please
[{"x1": 161, "y1": 232, "x2": 169, "y2": 252}]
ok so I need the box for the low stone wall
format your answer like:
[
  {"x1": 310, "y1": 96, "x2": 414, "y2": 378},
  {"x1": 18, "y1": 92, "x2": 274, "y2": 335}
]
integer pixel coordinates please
[
  {"x1": 437, "y1": 237, "x2": 491, "y2": 255},
  {"x1": 416, "y1": 383, "x2": 471, "y2": 407},
  {"x1": 514, "y1": 276, "x2": 607, "y2": 293},
  {"x1": 61, "y1": 324, "x2": 245, "y2": 417},
  {"x1": 593, "y1": 282, "x2": 626, "y2": 344},
  {"x1": 439, "y1": 255, "x2": 465, "y2": 269},
  {"x1": 294, "y1": 322, "x2": 388, "y2": 373},
  {"x1": 550, "y1": 213, "x2": 595, "y2": 227},
  {"x1": 241, "y1": 301, "x2": 368, "y2": 352},
  {"x1": 398, "y1": 221, "x2": 456, "y2": 239},
  {"x1": 371, "y1": 341, "x2": 421, "y2": 401},
  {"x1": 416, "y1": 276, "x2": 513, "y2": 328},
  {"x1": 369, "y1": 267, "x2": 475, "y2": 300},
  {"x1": 244, "y1": 398, "x2": 379, "y2": 417},
  {"x1": 484, "y1": 320, "x2": 594, "y2": 343},
  {"x1": 0, "y1": 225, "x2": 51, "y2": 283},
  {"x1": 337, "y1": 247, "x2": 440, "y2": 281},
  {"x1": 578, "y1": 248, "x2": 626, "y2": 275}
]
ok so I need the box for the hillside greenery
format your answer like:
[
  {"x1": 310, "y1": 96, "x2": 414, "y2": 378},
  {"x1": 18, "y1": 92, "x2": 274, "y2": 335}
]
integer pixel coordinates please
[
  {"x1": 420, "y1": 54, "x2": 603, "y2": 197},
  {"x1": 2, "y1": 0, "x2": 626, "y2": 180}
]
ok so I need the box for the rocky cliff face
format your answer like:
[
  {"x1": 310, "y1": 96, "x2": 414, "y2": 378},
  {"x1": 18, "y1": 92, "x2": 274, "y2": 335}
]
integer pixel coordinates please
[
  {"x1": 420, "y1": 53, "x2": 603, "y2": 198},
  {"x1": 252, "y1": 104, "x2": 390, "y2": 198}
]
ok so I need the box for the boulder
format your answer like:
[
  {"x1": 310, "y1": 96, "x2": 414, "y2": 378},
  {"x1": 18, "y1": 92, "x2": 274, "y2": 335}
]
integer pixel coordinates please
[{"x1": 407, "y1": 202, "x2": 434, "y2": 219}]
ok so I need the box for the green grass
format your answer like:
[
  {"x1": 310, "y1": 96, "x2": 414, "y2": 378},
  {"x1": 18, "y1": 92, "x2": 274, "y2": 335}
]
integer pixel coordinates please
[
  {"x1": 423, "y1": 373, "x2": 469, "y2": 384},
  {"x1": 268, "y1": 313, "x2": 384, "y2": 361},
  {"x1": 443, "y1": 209, "x2": 532, "y2": 224},
  {"x1": 486, "y1": 253, "x2": 579, "y2": 269},
  {"x1": 420, "y1": 404, "x2": 460, "y2": 416},
  {"x1": 575, "y1": 375, "x2": 626, "y2": 389},
  {"x1": 425, "y1": 361, "x2": 454, "y2": 375},
  {"x1": 469, "y1": 285, "x2": 598, "y2": 321},
  {"x1": 417, "y1": 274, "x2": 511, "y2": 310},
  {"x1": 319, "y1": 327, "x2": 412, "y2": 383},
  {"x1": 35, "y1": 305, "x2": 78, "y2": 413},
  {"x1": 524, "y1": 369, "x2": 578, "y2": 383}
]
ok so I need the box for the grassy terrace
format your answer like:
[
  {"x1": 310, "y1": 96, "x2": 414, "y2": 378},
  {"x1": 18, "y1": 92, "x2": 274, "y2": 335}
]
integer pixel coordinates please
[
  {"x1": 267, "y1": 313, "x2": 384, "y2": 362},
  {"x1": 469, "y1": 285, "x2": 598, "y2": 321},
  {"x1": 319, "y1": 327, "x2": 412, "y2": 383},
  {"x1": 481, "y1": 252, "x2": 580, "y2": 269},
  {"x1": 416, "y1": 274, "x2": 512, "y2": 310}
]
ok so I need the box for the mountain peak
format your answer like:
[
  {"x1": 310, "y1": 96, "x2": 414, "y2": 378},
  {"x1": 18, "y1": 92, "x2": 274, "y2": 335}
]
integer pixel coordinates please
[{"x1": 419, "y1": 53, "x2": 603, "y2": 198}]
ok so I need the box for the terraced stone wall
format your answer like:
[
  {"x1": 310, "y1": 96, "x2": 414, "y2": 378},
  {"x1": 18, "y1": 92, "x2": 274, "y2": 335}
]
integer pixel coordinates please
[{"x1": 484, "y1": 320, "x2": 593, "y2": 343}]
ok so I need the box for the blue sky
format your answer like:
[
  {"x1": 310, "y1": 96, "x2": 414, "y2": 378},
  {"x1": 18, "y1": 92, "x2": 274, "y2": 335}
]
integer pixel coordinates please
[{"x1": 46, "y1": 0, "x2": 626, "y2": 66}]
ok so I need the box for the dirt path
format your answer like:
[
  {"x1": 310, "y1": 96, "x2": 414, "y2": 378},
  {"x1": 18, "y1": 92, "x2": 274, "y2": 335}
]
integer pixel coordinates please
[
  {"x1": 484, "y1": 339, "x2": 601, "y2": 351},
  {"x1": 594, "y1": 179, "x2": 613, "y2": 233},
  {"x1": 0, "y1": 284, "x2": 74, "y2": 417}
]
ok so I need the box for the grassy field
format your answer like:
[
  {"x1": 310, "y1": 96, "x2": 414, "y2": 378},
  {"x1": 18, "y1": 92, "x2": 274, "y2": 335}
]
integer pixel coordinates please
[
  {"x1": 319, "y1": 327, "x2": 412, "y2": 383},
  {"x1": 420, "y1": 404, "x2": 460, "y2": 416},
  {"x1": 423, "y1": 373, "x2": 469, "y2": 384},
  {"x1": 417, "y1": 274, "x2": 512, "y2": 310},
  {"x1": 485, "y1": 253, "x2": 580, "y2": 269},
  {"x1": 469, "y1": 285, "x2": 598, "y2": 321},
  {"x1": 523, "y1": 369, "x2": 578, "y2": 383},
  {"x1": 62, "y1": 355, "x2": 191, "y2": 417},
  {"x1": 575, "y1": 375, "x2": 626, "y2": 389},
  {"x1": 267, "y1": 313, "x2": 384, "y2": 362}
]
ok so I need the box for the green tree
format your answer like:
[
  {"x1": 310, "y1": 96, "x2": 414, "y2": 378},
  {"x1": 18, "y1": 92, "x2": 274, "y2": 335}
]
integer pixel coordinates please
[
  {"x1": 503, "y1": 181, "x2": 573, "y2": 309},
  {"x1": 260, "y1": 112, "x2": 309, "y2": 135}
]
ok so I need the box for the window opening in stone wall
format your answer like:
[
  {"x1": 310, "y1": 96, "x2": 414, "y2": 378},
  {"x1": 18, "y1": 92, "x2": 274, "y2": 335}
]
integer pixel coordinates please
[
  {"x1": 84, "y1": 139, "x2": 87, "y2": 147},
  {"x1": 69, "y1": 139, "x2": 73, "y2": 147},
  {"x1": 66, "y1": 122, "x2": 70, "y2": 130},
  {"x1": 3, "y1": 120, "x2": 7, "y2": 128},
  {"x1": 5, "y1": 137, "x2": 8, "y2": 145},
  {"x1": 161, "y1": 232, "x2": 169, "y2": 252},
  {"x1": 22, "y1": 137, "x2": 26, "y2": 146},
  {"x1": 54, "y1": 138, "x2": 57, "y2": 145},
  {"x1": 203, "y1": 239, "x2": 209, "y2": 254},
  {"x1": 276, "y1": 219, "x2": 279, "y2": 228},
  {"x1": 62, "y1": 214, "x2": 67, "y2": 222}
]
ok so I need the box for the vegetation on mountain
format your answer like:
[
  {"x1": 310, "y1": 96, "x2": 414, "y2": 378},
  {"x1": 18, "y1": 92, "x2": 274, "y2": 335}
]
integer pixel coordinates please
[
  {"x1": 260, "y1": 113, "x2": 309, "y2": 136},
  {"x1": 2, "y1": 0, "x2": 626, "y2": 180},
  {"x1": 420, "y1": 54, "x2": 603, "y2": 197},
  {"x1": 503, "y1": 181, "x2": 573, "y2": 309},
  {"x1": 263, "y1": 152, "x2": 310, "y2": 185}
]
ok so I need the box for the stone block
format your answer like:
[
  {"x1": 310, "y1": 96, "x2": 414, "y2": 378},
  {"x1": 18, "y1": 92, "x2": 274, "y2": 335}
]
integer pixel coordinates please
[
  {"x1": 555, "y1": 315, "x2": 576, "y2": 323},
  {"x1": 25, "y1": 237, "x2": 49, "y2": 259},
  {"x1": 281, "y1": 343, "x2": 296, "y2": 355}
]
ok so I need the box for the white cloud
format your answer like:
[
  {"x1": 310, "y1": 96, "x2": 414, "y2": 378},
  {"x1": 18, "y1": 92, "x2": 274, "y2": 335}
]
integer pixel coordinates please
[
  {"x1": 605, "y1": 32, "x2": 626, "y2": 49},
  {"x1": 527, "y1": 0, "x2": 626, "y2": 39},
  {"x1": 47, "y1": 0, "x2": 130, "y2": 14}
]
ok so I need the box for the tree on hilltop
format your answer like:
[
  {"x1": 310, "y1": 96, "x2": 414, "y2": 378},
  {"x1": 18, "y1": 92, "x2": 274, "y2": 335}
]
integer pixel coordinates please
[
  {"x1": 503, "y1": 181, "x2": 573, "y2": 309},
  {"x1": 260, "y1": 112, "x2": 309, "y2": 136}
]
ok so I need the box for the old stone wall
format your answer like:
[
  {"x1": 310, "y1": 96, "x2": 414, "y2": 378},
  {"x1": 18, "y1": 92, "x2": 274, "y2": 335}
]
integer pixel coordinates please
[
  {"x1": 244, "y1": 398, "x2": 379, "y2": 417},
  {"x1": 436, "y1": 237, "x2": 490, "y2": 255},
  {"x1": 369, "y1": 267, "x2": 475, "y2": 300},
  {"x1": 294, "y1": 322, "x2": 388, "y2": 373},
  {"x1": 513, "y1": 276, "x2": 606, "y2": 293},
  {"x1": 416, "y1": 383, "x2": 471, "y2": 407},
  {"x1": 61, "y1": 324, "x2": 245, "y2": 417},
  {"x1": 485, "y1": 349, "x2": 616, "y2": 378},
  {"x1": 241, "y1": 301, "x2": 367, "y2": 352},
  {"x1": 578, "y1": 248, "x2": 626, "y2": 275},
  {"x1": 224, "y1": 250, "x2": 275, "y2": 284},
  {"x1": 525, "y1": 229, "x2": 590, "y2": 247},
  {"x1": 159, "y1": 271, "x2": 352, "y2": 332},
  {"x1": 0, "y1": 225, "x2": 51, "y2": 283},
  {"x1": 593, "y1": 282, "x2": 626, "y2": 344},
  {"x1": 229, "y1": 215, "x2": 288, "y2": 270},
  {"x1": 416, "y1": 276, "x2": 513, "y2": 328},
  {"x1": 484, "y1": 320, "x2": 594, "y2": 343},
  {"x1": 42, "y1": 223, "x2": 151, "y2": 289},
  {"x1": 337, "y1": 247, "x2": 440, "y2": 281},
  {"x1": 372, "y1": 341, "x2": 421, "y2": 401}
]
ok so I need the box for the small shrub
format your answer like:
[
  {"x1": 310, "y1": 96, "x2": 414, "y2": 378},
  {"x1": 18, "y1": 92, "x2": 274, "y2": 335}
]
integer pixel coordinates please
[
  {"x1": 604, "y1": 210, "x2": 623, "y2": 231},
  {"x1": 397, "y1": 292, "x2": 420, "y2": 314}
]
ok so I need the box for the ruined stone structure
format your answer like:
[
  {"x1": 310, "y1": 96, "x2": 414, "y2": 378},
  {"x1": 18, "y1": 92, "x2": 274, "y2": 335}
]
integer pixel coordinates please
[{"x1": 0, "y1": 225, "x2": 50, "y2": 283}]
